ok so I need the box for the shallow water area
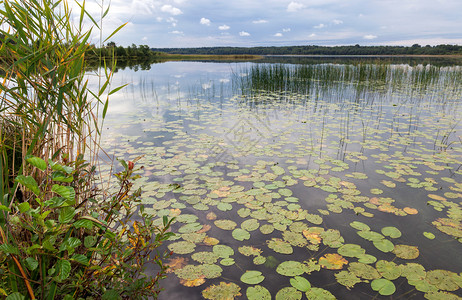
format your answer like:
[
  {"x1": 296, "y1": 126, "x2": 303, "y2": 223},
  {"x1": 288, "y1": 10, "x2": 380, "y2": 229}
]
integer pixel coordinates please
[{"x1": 98, "y1": 58, "x2": 462, "y2": 299}]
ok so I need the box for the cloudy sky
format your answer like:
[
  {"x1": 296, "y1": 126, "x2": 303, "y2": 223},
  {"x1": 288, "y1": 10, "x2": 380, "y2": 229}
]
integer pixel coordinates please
[{"x1": 83, "y1": 0, "x2": 462, "y2": 48}]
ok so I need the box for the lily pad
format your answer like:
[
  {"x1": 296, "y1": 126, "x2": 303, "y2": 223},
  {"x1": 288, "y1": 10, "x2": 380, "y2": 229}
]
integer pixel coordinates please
[
  {"x1": 381, "y1": 226, "x2": 402, "y2": 238},
  {"x1": 276, "y1": 261, "x2": 307, "y2": 276},
  {"x1": 290, "y1": 276, "x2": 311, "y2": 292},
  {"x1": 202, "y1": 282, "x2": 242, "y2": 300},
  {"x1": 373, "y1": 239, "x2": 395, "y2": 253},
  {"x1": 319, "y1": 253, "x2": 348, "y2": 270},
  {"x1": 241, "y1": 270, "x2": 265, "y2": 285},
  {"x1": 232, "y1": 228, "x2": 251, "y2": 241},
  {"x1": 426, "y1": 270, "x2": 460, "y2": 291},
  {"x1": 350, "y1": 221, "x2": 371, "y2": 231},
  {"x1": 393, "y1": 244, "x2": 419, "y2": 259},
  {"x1": 214, "y1": 220, "x2": 237, "y2": 230},
  {"x1": 376, "y1": 260, "x2": 401, "y2": 280},
  {"x1": 168, "y1": 241, "x2": 196, "y2": 254},
  {"x1": 305, "y1": 287, "x2": 336, "y2": 299},
  {"x1": 335, "y1": 270, "x2": 362, "y2": 289},
  {"x1": 247, "y1": 285, "x2": 271, "y2": 300},
  {"x1": 213, "y1": 245, "x2": 234, "y2": 258},
  {"x1": 348, "y1": 262, "x2": 381, "y2": 280},
  {"x1": 276, "y1": 287, "x2": 302, "y2": 300},
  {"x1": 423, "y1": 232, "x2": 436, "y2": 239},
  {"x1": 337, "y1": 244, "x2": 365, "y2": 258},
  {"x1": 267, "y1": 238, "x2": 293, "y2": 254},
  {"x1": 371, "y1": 278, "x2": 396, "y2": 296}
]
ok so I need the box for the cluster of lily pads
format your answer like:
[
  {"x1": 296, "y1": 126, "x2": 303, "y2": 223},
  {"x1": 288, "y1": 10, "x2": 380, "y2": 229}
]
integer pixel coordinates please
[{"x1": 99, "y1": 62, "x2": 462, "y2": 299}]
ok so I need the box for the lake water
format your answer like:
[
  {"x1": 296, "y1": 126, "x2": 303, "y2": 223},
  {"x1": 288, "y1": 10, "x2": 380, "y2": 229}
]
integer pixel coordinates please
[{"x1": 98, "y1": 58, "x2": 462, "y2": 299}]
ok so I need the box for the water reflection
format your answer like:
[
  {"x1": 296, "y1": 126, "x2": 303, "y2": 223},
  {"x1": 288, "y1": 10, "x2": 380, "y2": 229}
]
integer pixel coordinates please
[{"x1": 98, "y1": 59, "x2": 462, "y2": 299}]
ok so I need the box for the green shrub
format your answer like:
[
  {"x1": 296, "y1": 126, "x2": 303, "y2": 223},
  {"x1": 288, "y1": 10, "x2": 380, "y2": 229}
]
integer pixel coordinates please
[{"x1": 0, "y1": 156, "x2": 174, "y2": 299}]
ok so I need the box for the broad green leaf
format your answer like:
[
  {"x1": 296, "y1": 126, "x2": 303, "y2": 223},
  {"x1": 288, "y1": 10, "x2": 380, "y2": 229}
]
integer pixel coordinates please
[
  {"x1": 5, "y1": 292, "x2": 25, "y2": 300},
  {"x1": 371, "y1": 278, "x2": 396, "y2": 296},
  {"x1": 0, "y1": 244, "x2": 19, "y2": 255},
  {"x1": 247, "y1": 285, "x2": 271, "y2": 300},
  {"x1": 232, "y1": 228, "x2": 250, "y2": 241},
  {"x1": 18, "y1": 202, "x2": 30, "y2": 213},
  {"x1": 373, "y1": 239, "x2": 394, "y2": 252},
  {"x1": 71, "y1": 254, "x2": 89, "y2": 265},
  {"x1": 381, "y1": 226, "x2": 402, "y2": 238},
  {"x1": 290, "y1": 276, "x2": 311, "y2": 292},
  {"x1": 25, "y1": 257, "x2": 38, "y2": 271},
  {"x1": 276, "y1": 261, "x2": 307, "y2": 276},
  {"x1": 52, "y1": 185, "x2": 75, "y2": 203},
  {"x1": 305, "y1": 287, "x2": 336, "y2": 299},
  {"x1": 26, "y1": 156, "x2": 47, "y2": 171},
  {"x1": 55, "y1": 259, "x2": 71, "y2": 281},
  {"x1": 15, "y1": 175, "x2": 40, "y2": 196},
  {"x1": 59, "y1": 206, "x2": 76, "y2": 223},
  {"x1": 276, "y1": 287, "x2": 301, "y2": 300},
  {"x1": 240, "y1": 270, "x2": 265, "y2": 285}
]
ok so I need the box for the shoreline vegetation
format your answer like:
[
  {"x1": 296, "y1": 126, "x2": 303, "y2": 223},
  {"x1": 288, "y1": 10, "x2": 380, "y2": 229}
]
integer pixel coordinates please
[
  {"x1": 0, "y1": 0, "x2": 174, "y2": 299},
  {"x1": 87, "y1": 43, "x2": 462, "y2": 64}
]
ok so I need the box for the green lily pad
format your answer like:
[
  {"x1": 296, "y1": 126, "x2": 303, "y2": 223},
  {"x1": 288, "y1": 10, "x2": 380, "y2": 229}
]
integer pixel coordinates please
[
  {"x1": 373, "y1": 239, "x2": 395, "y2": 253},
  {"x1": 214, "y1": 220, "x2": 237, "y2": 230},
  {"x1": 220, "y1": 258, "x2": 235, "y2": 266},
  {"x1": 238, "y1": 246, "x2": 262, "y2": 257},
  {"x1": 381, "y1": 226, "x2": 402, "y2": 238},
  {"x1": 376, "y1": 260, "x2": 401, "y2": 280},
  {"x1": 276, "y1": 261, "x2": 307, "y2": 276},
  {"x1": 213, "y1": 245, "x2": 234, "y2": 258},
  {"x1": 426, "y1": 270, "x2": 460, "y2": 291},
  {"x1": 305, "y1": 287, "x2": 336, "y2": 299},
  {"x1": 357, "y1": 254, "x2": 377, "y2": 264},
  {"x1": 267, "y1": 238, "x2": 293, "y2": 254},
  {"x1": 424, "y1": 291, "x2": 462, "y2": 300},
  {"x1": 348, "y1": 262, "x2": 381, "y2": 280},
  {"x1": 335, "y1": 270, "x2": 362, "y2": 289},
  {"x1": 423, "y1": 232, "x2": 436, "y2": 239},
  {"x1": 393, "y1": 244, "x2": 419, "y2": 259},
  {"x1": 290, "y1": 276, "x2": 311, "y2": 292},
  {"x1": 371, "y1": 278, "x2": 396, "y2": 296},
  {"x1": 247, "y1": 285, "x2": 271, "y2": 300},
  {"x1": 241, "y1": 219, "x2": 260, "y2": 231},
  {"x1": 202, "y1": 282, "x2": 242, "y2": 300},
  {"x1": 337, "y1": 244, "x2": 366, "y2": 258},
  {"x1": 241, "y1": 270, "x2": 265, "y2": 285},
  {"x1": 200, "y1": 264, "x2": 223, "y2": 279},
  {"x1": 168, "y1": 241, "x2": 196, "y2": 254},
  {"x1": 232, "y1": 228, "x2": 251, "y2": 241},
  {"x1": 191, "y1": 252, "x2": 219, "y2": 264},
  {"x1": 357, "y1": 230, "x2": 385, "y2": 242},
  {"x1": 253, "y1": 255, "x2": 266, "y2": 265},
  {"x1": 401, "y1": 263, "x2": 426, "y2": 280},
  {"x1": 276, "y1": 287, "x2": 302, "y2": 300},
  {"x1": 350, "y1": 221, "x2": 371, "y2": 231}
]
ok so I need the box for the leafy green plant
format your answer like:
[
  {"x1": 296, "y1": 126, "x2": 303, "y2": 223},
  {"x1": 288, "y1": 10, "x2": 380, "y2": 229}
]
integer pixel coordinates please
[{"x1": 0, "y1": 156, "x2": 174, "y2": 299}]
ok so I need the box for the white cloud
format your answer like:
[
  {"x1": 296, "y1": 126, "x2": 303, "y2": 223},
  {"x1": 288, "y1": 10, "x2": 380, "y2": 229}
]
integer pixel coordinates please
[
  {"x1": 161, "y1": 5, "x2": 183, "y2": 16},
  {"x1": 287, "y1": 1, "x2": 304, "y2": 12},
  {"x1": 314, "y1": 23, "x2": 325, "y2": 29},
  {"x1": 142, "y1": 36, "x2": 148, "y2": 41},
  {"x1": 363, "y1": 34, "x2": 378, "y2": 40},
  {"x1": 309, "y1": 33, "x2": 317, "y2": 38},
  {"x1": 283, "y1": 28, "x2": 291, "y2": 32},
  {"x1": 167, "y1": 17, "x2": 178, "y2": 27},
  {"x1": 239, "y1": 31, "x2": 250, "y2": 36},
  {"x1": 333, "y1": 19, "x2": 343, "y2": 25},
  {"x1": 274, "y1": 33, "x2": 283, "y2": 37},
  {"x1": 170, "y1": 30, "x2": 183, "y2": 35},
  {"x1": 253, "y1": 19, "x2": 268, "y2": 24},
  {"x1": 200, "y1": 18, "x2": 211, "y2": 26},
  {"x1": 219, "y1": 24, "x2": 230, "y2": 30}
]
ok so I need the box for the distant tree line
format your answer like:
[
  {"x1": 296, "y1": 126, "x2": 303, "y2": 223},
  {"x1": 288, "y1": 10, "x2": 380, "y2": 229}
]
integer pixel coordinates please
[
  {"x1": 151, "y1": 44, "x2": 462, "y2": 56},
  {"x1": 87, "y1": 42, "x2": 163, "y2": 60}
]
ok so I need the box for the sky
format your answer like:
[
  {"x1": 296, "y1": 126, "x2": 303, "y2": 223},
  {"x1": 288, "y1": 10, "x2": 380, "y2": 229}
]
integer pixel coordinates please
[{"x1": 81, "y1": 0, "x2": 462, "y2": 48}]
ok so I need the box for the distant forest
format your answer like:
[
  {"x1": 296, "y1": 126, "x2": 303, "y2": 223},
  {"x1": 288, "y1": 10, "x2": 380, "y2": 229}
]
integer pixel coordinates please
[{"x1": 151, "y1": 44, "x2": 462, "y2": 56}]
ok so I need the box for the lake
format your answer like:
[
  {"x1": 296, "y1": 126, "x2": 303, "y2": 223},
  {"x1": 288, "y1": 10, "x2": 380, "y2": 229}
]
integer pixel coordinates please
[{"x1": 97, "y1": 57, "x2": 462, "y2": 299}]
